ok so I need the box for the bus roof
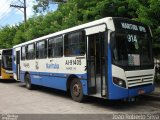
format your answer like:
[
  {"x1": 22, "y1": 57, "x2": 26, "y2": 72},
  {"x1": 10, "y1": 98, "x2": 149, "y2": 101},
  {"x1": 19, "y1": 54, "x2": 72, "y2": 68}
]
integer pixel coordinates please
[
  {"x1": 0, "y1": 48, "x2": 12, "y2": 52},
  {"x1": 13, "y1": 17, "x2": 112, "y2": 48},
  {"x1": 13, "y1": 17, "x2": 147, "y2": 48}
]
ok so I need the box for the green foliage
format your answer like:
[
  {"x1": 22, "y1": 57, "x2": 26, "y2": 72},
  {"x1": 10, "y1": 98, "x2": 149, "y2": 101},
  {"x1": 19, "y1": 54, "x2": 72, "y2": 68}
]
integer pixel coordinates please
[
  {"x1": 0, "y1": 25, "x2": 16, "y2": 48},
  {"x1": 0, "y1": 0, "x2": 159, "y2": 57},
  {"x1": 33, "y1": 0, "x2": 66, "y2": 13}
]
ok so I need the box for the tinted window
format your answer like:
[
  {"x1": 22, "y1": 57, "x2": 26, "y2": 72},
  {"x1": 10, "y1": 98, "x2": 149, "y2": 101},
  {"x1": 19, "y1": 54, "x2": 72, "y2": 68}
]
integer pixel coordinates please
[
  {"x1": 64, "y1": 31, "x2": 85, "y2": 56},
  {"x1": 26, "y1": 43, "x2": 35, "y2": 60},
  {"x1": 36, "y1": 40, "x2": 47, "y2": 59},
  {"x1": 112, "y1": 31, "x2": 152, "y2": 66},
  {"x1": 21, "y1": 46, "x2": 26, "y2": 60},
  {"x1": 48, "y1": 36, "x2": 63, "y2": 58}
]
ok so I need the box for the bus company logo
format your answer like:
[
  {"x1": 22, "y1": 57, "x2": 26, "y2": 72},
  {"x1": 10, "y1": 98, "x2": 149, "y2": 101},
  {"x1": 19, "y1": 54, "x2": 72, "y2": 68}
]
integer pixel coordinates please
[
  {"x1": 35, "y1": 61, "x2": 39, "y2": 70},
  {"x1": 46, "y1": 63, "x2": 59, "y2": 69}
]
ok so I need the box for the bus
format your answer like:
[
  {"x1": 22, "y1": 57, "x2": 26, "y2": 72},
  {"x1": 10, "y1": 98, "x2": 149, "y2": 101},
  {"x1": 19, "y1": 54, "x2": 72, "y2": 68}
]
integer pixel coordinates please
[
  {"x1": 12, "y1": 17, "x2": 155, "y2": 102},
  {"x1": 0, "y1": 49, "x2": 13, "y2": 79}
]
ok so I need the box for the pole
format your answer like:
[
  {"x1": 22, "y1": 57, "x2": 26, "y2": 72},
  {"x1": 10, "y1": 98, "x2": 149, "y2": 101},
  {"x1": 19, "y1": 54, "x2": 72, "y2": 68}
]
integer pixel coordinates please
[
  {"x1": 24, "y1": 0, "x2": 27, "y2": 23},
  {"x1": 10, "y1": 0, "x2": 27, "y2": 23}
]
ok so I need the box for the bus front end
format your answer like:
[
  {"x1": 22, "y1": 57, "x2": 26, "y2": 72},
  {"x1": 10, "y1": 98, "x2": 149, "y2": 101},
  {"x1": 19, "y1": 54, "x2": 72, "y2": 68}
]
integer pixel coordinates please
[
  {"x1": 108, "y1": 18, "x2": 154, "y2": 100},
  {"x1": 0, "y1": 49, "x2": 13, "y2": 80}
]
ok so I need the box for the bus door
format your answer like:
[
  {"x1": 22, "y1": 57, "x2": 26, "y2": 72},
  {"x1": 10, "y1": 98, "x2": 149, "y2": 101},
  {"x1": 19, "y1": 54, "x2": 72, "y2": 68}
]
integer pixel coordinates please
[
  {"x1": 16, "y1": 51, "x2": 20, "y2": 80},
  {"x1": 87, "y1": 32, "x2": 107, "y2": 97}
]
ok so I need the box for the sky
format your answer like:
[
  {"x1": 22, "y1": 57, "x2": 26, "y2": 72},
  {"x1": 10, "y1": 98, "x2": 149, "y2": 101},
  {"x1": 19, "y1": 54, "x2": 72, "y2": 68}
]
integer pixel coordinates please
[{"x1": 0, "y1": 0, "x2": 58, "y2": 27}]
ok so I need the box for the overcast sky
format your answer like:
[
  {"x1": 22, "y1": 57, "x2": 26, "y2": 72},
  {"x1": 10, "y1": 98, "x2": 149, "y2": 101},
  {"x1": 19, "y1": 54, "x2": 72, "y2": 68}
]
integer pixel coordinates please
[{"x1": 0, "y1": 0, "x2": 57, "y2": 27}]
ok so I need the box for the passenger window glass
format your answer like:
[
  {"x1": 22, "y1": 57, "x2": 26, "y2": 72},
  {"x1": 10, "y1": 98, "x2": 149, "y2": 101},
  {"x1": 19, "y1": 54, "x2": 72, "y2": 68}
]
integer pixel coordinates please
[
  {"x1": 36, "y1": 40, "x2": 47, "y2": 59},
  {"x1": 26, "y1": 43, "x2": 35, "y2": 60},
  {"x1": 48, "y1": 36, "x2": 63, "y2": 58},
  {"x1": 64, "y1": 31, "x2": 85, "y2": 56},
  {"x1": 21, "y1": 46, "x2": 26, "y2": 60}
]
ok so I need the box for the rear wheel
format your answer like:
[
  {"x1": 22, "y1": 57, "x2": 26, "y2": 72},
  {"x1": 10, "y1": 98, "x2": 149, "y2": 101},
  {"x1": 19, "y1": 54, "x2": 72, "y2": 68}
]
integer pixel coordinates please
[
  {"x1": 70, "y1": 78, "x2": 84, "y2": 102},
  {"x1": 25, "y1": 74, "x2": 32, "y2": 90}
]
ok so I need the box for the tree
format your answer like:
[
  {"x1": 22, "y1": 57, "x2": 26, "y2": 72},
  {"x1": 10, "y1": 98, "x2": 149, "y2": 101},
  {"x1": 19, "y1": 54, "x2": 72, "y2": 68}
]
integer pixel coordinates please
[
  {"x1": 33, "y1": 0, "x2": 66, "y2": 13},
  {"x1": 0, "y1": 26, "x2": 17, "y2": 48},
  {"x1": 0, "y1": 0, "x2": 159, "y2": 56}
]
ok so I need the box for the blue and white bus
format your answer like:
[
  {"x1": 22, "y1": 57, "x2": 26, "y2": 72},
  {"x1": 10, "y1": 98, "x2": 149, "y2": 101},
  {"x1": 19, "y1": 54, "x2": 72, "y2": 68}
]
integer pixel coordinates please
[{"x1": 12, "y1": 17, "x2": 155, "y2": 102}]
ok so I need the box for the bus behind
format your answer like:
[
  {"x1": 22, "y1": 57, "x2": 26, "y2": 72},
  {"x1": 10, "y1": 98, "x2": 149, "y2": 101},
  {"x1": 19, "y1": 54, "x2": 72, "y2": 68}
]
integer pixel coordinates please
[{"x1": 0, "y1": 49, "x2": 13, "y2": 80}]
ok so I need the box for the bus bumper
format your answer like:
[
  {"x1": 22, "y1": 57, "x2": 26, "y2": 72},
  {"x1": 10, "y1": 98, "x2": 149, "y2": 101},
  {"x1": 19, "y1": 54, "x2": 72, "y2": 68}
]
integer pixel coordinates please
[
  {"x1": 108, "y1": 84, "x2": 155, "y2": 100},
  {"x1": 1, "y1": 74, "x2": 13, "y2": 79},
  {"x1": 128, "y1": 84, "x2": 155, "y2": 98},
  {"x1": 1, "y1": 70, "x2": 13, "y2": 79}
]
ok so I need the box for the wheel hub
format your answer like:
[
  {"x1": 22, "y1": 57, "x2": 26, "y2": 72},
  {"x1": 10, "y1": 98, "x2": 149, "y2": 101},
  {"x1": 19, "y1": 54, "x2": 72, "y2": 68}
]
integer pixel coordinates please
[{"x1": 73, "y1": 83, "x2": 80, "y2": 97}]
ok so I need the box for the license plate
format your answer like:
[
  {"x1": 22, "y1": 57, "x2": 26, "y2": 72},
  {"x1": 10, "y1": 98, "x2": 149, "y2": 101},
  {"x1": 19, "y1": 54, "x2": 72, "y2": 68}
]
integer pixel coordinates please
[{"x1": 138, "y1": 89, "x2": 145, "y2": 94}]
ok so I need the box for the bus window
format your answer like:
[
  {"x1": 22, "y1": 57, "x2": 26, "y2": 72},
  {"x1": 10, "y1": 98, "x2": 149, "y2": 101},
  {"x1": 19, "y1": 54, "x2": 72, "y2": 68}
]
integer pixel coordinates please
[
  {"x1": 21, "y1": 46, "x2": 26, "y2": 60},
  {"x1": 26, "y1": 43, "x2": 35, "y2": 60},
  {"x1": 36, "y1": 40, "x2": 47, "y2": 59},
  {"x1": 64, "y1": 31, "x2": 85, "y2": 56},
  {"x1": 48, "y1": 36, "x2": 63, "y2": 58}
]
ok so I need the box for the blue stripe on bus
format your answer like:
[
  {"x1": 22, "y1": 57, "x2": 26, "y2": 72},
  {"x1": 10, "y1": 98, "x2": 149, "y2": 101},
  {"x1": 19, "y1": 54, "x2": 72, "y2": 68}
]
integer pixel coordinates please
[
  {"x1": 20, "y1": 71, "x2": 88, "y2": 95},
  {"x1": 20, "y1": 71, "x2": 87, "y2": 79}
]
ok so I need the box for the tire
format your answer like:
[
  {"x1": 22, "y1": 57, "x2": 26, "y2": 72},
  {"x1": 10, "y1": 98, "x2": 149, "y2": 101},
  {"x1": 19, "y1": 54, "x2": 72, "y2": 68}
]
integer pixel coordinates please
[
  {"x1": 70, "y1": 78, "x2": 84, "y2": 102},
  {"x1": 25, "y1": 74, "x2": 32, "y2": 90}
]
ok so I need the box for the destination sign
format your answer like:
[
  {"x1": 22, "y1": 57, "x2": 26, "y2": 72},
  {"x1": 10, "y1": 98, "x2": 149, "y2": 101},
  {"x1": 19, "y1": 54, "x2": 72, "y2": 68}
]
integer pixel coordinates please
[
  {"x1": 121, "y1": 22, "x2": 146, "y2": 32},
  {"x1": 113, "y1": 18, "x2": 149, "y2": 33}
]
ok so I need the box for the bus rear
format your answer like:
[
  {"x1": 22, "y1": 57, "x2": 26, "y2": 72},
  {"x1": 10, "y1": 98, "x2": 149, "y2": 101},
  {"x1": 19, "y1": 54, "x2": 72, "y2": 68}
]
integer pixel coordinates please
[
  {"x1": 0, "y1": 49, "x2": 13, "y2": 80},
  {"x1": 108, "y1": 18, "x2": 154, "y2": 99}
]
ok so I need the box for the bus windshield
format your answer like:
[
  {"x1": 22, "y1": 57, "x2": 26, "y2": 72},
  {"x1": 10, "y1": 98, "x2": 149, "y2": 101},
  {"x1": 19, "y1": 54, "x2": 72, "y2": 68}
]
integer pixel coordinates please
[
  {"x1": 112, "y1": 31, "x2": 153, "y2": 67},
  {"x1": 2, "y1": 55, "x2": 12, "y2": 69},
  {"x1": 2, "y1": 49, "x2": 12, "y2": 70}
]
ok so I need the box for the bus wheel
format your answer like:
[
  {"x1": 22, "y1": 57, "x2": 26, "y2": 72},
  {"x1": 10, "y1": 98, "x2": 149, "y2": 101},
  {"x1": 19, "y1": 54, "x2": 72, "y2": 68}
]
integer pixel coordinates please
[
  {"x1": 70, "y1": 78, "x2": 84, "y2": 102},
  {"x1": 25, "y1": 74, "x2": 32, "y2": 90}
]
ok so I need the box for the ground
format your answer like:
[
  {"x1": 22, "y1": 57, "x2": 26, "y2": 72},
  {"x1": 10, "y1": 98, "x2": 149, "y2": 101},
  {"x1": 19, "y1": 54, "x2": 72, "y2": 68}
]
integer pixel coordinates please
[{"x1": 0, "y1": 80, "x2": 160, "y2": 119}]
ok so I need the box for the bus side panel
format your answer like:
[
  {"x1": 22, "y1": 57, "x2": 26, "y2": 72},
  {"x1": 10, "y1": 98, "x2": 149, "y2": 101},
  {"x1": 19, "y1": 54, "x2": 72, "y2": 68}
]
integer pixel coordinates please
[
  {"x1": 41, "y1": 75, "x2": 67, "y2": 91},
  {"x1": 28, "y1": 71, "x2": 88, "y2": 95},
  {"x1": 20, "y1": 72, "x2": 25, "y2": 82},
  {"x1": 12, "y1": 49, "x2": 17, "y2": 80},
  {"x1": 80, "y1": 80, "x2": 88, "y2": 95},
  {"x1": 30, "y1": 72, "x2": 42, "y2": 86},
  {"x1": 107, "y1": 45, "x2": 128, "y2": 100},
  {"x1": 39, "y1": 73, "x2": 88, "y2": 95}
]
